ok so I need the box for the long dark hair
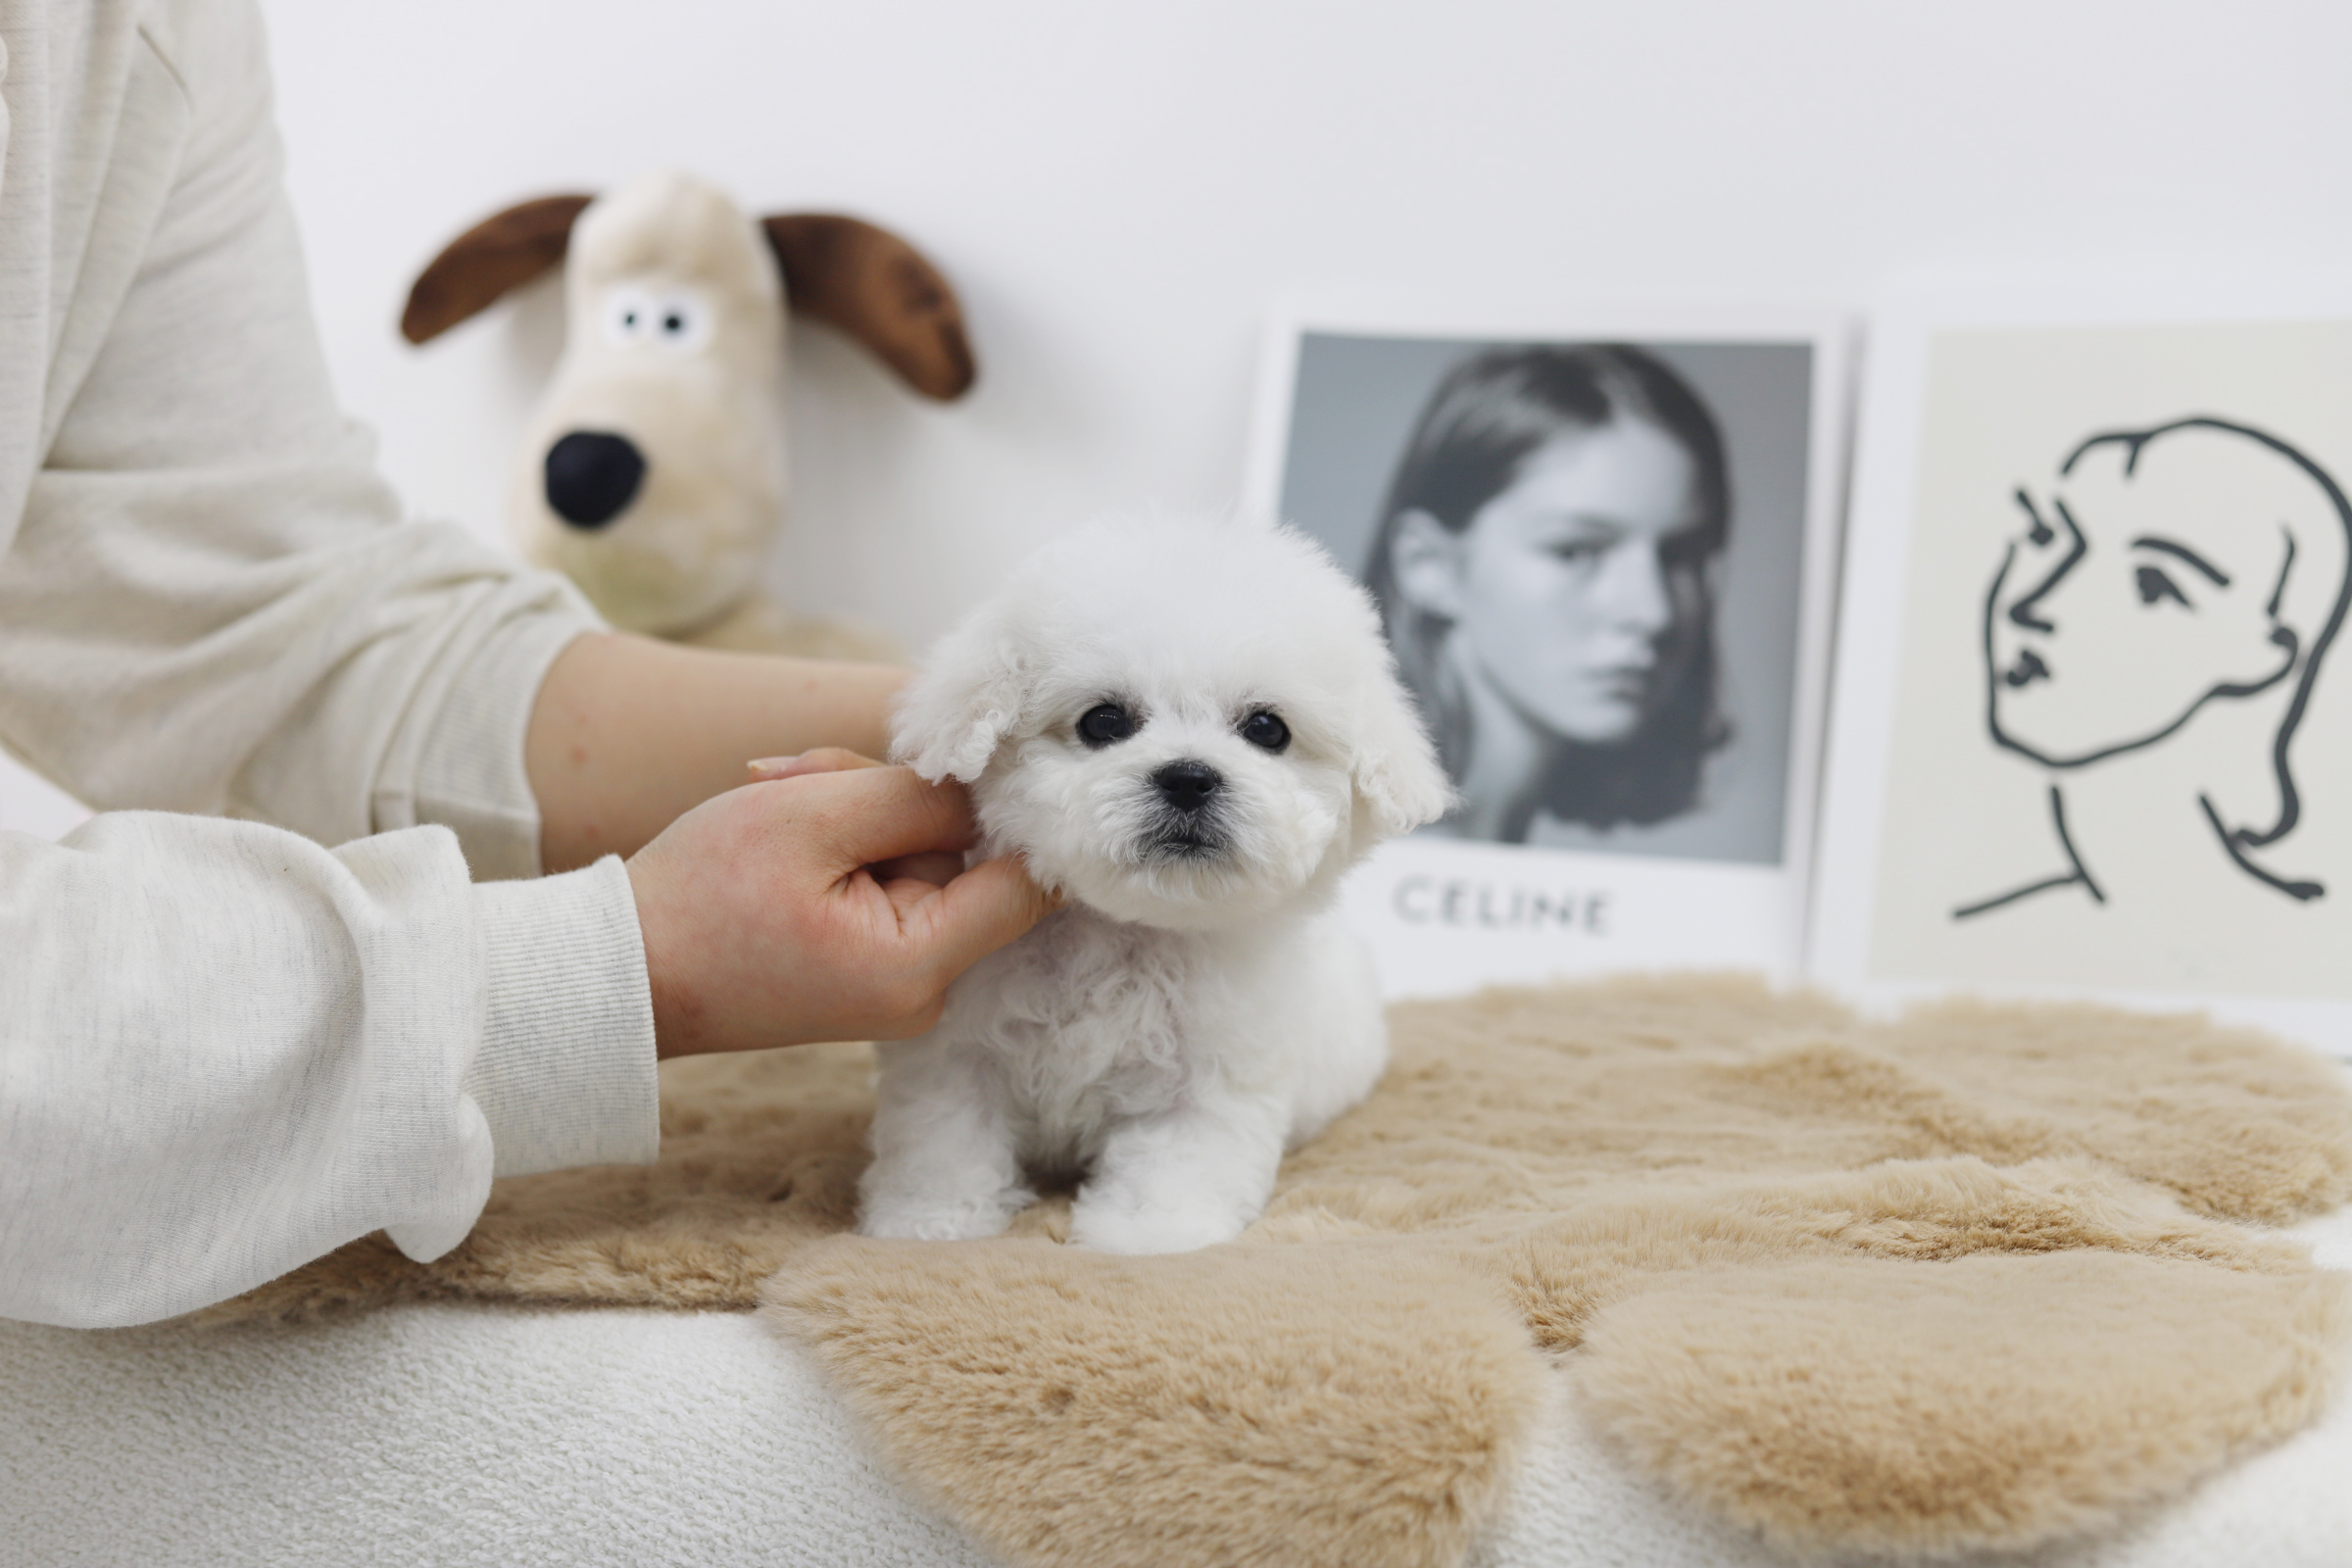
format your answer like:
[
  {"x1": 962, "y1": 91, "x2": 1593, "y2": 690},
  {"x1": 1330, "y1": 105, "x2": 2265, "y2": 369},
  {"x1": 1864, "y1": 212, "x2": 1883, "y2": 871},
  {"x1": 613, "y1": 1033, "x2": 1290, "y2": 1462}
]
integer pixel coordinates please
[{"x1": 1362, "y1": 344, "x2": 1731, "y2": 833}]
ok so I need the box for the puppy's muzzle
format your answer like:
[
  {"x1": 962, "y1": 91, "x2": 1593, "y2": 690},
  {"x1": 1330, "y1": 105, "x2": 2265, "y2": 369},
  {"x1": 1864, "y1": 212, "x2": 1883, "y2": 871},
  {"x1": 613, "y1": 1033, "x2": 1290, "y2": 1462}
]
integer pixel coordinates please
[
  {"x1": 544, "y1": 430, "x2": 647, "y2": 529},
  {"x1": 1148, "y1": 760, "x2": 1227, "y2": 858},
  {"x1": 1152, "y1": 760, "x2": 1220, "y2": 813}
]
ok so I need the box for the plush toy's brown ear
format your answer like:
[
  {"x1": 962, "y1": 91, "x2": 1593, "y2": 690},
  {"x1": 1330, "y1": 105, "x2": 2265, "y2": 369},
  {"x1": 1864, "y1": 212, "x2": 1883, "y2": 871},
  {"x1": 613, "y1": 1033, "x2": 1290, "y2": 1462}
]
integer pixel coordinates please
[
  {"x1": 401, "y1": 194, "x2": 596, "y2": 345},
  {"x1": 761, "y1": 215, "x2": 976, "y2": 400}
]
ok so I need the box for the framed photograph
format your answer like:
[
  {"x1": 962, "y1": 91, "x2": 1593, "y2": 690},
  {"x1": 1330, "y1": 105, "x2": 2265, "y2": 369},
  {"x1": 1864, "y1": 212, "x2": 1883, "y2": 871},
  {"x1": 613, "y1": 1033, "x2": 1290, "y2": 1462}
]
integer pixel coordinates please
[
  {"x1": 1245, "y1": 302, "x2": 1852, "y2": 998},
  {"x1": 1809, "y1": 273, "x2": 2352, "y2": 1059}
]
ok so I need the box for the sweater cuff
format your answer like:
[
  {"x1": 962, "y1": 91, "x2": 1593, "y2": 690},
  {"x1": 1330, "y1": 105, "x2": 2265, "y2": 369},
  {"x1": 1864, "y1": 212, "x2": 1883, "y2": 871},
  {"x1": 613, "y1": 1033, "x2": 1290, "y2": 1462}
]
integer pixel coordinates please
[{"x1": 467, "y1": 856, "x2": 661, "y2": 1179}]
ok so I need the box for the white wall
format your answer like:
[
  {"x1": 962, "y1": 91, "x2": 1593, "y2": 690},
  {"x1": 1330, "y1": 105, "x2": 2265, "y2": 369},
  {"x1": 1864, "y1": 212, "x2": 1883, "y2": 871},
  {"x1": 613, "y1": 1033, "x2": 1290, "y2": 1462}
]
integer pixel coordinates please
[{"x1": 7, "y1": 0, "x2": 2350, "y2": 834}]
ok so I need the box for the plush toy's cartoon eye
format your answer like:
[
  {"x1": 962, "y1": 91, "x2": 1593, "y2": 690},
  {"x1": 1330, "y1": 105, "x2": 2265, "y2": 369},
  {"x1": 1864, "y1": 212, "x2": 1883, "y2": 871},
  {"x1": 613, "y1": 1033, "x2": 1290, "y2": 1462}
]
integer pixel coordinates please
[
  {"x1": 1239, "y1": 710, "x2": 1290, "y2": 752},
  {"x1": 601, "y1": 286, "x2": 657, "y2": 347},
  {"x1": 650, "y1": 294, "x2": 711, "y2": 353},
  {"x1": 1078, "y1": 703, "x2": 1137, "y2": 748},
  {"x1": 599, "y1": 287, "x2": 710, "y2": 352}
]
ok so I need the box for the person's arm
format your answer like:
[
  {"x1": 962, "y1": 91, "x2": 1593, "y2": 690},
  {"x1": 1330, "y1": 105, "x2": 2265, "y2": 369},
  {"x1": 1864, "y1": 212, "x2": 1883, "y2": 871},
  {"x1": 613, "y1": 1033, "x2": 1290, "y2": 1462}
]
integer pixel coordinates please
[
  {"x1": 0, "y1": 2, "x2": 919, "y2": 884},
  {"x1": 0, "y1": 0, "x2": 1050, "y2": 1330},
  {"x1": 0, "y1": 0, "x2": 595, "y2": 880},
  {"x1": 524, "y1": 634, "x2": 906, "y2": 871},
  {"x1": 0, "y1": 813, "x2": 653, "y2": 1329},
  {"x1": 0, "y1": 757, "x2": 1047, "y2": 1329}
]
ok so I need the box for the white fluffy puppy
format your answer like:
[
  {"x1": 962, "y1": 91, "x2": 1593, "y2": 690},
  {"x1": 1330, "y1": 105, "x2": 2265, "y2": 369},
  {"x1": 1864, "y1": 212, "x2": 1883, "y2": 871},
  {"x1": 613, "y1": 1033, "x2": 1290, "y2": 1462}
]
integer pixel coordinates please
[{"x1": 860, "y1": 514, "x2": 1451, "y2": 1254}]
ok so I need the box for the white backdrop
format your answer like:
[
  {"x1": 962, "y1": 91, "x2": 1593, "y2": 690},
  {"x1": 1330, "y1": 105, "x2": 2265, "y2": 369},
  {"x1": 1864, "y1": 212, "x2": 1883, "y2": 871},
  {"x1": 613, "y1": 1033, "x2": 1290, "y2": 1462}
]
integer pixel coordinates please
[{"x1": 5, "y1": 0, "x2": 2350, "y2": 837}]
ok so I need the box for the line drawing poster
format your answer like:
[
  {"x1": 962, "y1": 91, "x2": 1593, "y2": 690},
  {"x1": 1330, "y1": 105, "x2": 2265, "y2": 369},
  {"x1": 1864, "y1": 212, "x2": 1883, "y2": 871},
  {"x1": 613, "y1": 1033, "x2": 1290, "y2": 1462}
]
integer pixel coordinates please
[{"x1": 1867, "y1": 320, "x2": 2352, "y2": 1000}]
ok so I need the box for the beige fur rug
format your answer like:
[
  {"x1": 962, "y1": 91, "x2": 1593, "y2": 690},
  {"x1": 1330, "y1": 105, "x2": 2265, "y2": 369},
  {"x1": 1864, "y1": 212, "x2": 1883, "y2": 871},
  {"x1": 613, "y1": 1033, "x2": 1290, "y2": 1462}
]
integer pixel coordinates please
[{"x1": 212, "y1": 976, "x2": 2352, "y2": 1568}]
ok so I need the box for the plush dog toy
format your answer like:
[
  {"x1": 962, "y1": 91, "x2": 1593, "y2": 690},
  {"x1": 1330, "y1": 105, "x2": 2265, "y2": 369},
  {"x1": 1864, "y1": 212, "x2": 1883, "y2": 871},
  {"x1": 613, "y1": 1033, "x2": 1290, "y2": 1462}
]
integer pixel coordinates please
[
  {"x1": 858, "y1": 514, "x2": 1452, "y2": 1253},
  {"x1": 401, "y1": 171, "x2": 975, "y2": 657}
]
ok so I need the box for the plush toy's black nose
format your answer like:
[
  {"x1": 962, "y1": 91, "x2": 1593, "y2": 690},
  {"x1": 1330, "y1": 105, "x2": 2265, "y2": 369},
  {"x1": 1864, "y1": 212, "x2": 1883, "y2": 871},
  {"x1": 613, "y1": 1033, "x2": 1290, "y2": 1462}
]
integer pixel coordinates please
[
  {"x1": 543, "y1": 430, "x2": 647, "y2": 529},
  {"x1": 1152, "y1": 760, "x2": 1222, "y2": 813}
]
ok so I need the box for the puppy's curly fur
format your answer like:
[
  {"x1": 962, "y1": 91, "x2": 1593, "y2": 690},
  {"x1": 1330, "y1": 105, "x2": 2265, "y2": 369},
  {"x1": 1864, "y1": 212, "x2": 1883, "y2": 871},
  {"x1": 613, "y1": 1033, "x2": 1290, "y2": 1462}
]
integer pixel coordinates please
[{"x1": 861, "y1": 514, "x2": 1451, "y2": 1253}]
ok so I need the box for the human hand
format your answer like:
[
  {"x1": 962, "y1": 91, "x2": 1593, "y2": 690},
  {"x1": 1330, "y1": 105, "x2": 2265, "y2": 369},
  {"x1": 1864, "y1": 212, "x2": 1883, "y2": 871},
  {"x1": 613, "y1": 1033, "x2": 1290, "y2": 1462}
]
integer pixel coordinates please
[
  {"x1": 744, "y1": 749, "x2": 966, "y2": 892},
  {"x1": 626, "y1": 758, "x2": 1053, "y2": 1056}
]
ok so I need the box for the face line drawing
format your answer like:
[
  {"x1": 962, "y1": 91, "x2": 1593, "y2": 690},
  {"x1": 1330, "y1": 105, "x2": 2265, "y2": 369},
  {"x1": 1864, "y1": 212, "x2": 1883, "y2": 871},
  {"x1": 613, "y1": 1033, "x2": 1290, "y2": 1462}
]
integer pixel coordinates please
[
  {"x1": 1955, "y1": 415, "x2": 2352, "y2": 920},
  {"x1": 1951, "y1": 782, "x2": 2107, "y2": 919},
  {"x1": 1984, "y1": 420, "x2": 2326, "y2": 774},
  {"x1": 2131, "y1": 535, "x2": 2230, "y2": 587},
  {"x1": 2267, "y1": 531, "x2": 2296, "y2": 619},
  {"x1": 2065, "y1": 420, "x2": 2352, "y2": 855},
  {"x1": 1984, "y1": 520, "x2": 2301, "y2": 771},
  {"x1": 1994, "y1": 489, "x2": 2080, "y2": 639}
]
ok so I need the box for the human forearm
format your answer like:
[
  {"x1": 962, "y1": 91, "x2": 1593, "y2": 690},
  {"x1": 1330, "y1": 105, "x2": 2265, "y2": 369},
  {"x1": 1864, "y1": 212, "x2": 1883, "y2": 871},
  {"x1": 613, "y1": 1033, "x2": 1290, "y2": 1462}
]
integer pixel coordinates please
[{"x1": 526, "y1": 631, "x2": 908, "y2": 871}]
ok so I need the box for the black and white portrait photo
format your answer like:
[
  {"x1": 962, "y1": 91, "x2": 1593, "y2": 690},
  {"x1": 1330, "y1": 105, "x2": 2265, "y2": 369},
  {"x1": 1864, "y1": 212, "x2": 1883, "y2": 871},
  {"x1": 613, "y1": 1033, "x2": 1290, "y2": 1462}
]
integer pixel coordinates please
[{"x1": 1269, "y1": 327, "x2": 1820, "y2": 867}]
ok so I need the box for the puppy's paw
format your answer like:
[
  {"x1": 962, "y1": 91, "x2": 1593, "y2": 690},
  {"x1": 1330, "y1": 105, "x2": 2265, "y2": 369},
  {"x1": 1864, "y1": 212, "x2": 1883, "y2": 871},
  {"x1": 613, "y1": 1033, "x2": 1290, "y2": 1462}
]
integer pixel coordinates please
[
  {"x1": 1067, "y1": 1191, "x2": 1249, "y2": 1255},
  {"x1": 858, "y1": 1188, "x2": 1033, "y2": 1243}
]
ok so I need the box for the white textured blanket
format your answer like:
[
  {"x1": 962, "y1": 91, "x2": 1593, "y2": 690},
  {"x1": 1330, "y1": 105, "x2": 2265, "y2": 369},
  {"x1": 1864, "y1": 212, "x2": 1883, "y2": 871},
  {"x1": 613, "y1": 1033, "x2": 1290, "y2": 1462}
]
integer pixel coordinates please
[{"x1": 4, "y1": 1208, "x2": 2347, "y2": 1568}]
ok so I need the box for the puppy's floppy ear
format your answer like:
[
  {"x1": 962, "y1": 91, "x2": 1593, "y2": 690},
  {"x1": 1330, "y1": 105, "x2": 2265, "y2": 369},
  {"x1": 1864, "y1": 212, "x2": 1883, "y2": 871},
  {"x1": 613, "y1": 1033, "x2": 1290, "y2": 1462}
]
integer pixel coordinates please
[
  {"x1": 1348, "y1": 659, "x2": 1454, "y2": 849},
  {"x1": 762, "y1": 215, "x2": 977, "y2": 401},
  {"x1": 402, "y1": 194, "x2": 595, "y2": 345},
  {"x1": 889, "y1": 598, "x2": 1034, "y2": 783}
]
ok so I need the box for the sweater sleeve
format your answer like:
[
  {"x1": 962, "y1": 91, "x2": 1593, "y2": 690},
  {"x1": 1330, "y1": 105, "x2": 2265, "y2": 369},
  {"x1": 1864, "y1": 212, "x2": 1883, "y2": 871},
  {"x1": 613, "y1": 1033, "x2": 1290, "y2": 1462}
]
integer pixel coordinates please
[
  {"x1": 0, "y1": 816, "x2": 658, "y2": 1329},
  {"x1": 0, "y1": 0, "x2": 595, "y2": 881},
  {"x1": 0, "y1": 0, "x2": 664, "y2": 1330}
]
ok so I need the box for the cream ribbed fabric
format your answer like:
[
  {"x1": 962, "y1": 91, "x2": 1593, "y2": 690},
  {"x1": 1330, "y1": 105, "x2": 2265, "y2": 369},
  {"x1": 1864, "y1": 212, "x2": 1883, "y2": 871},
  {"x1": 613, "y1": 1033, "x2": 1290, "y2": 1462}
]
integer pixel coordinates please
[{"x1": 0, "y1": 0, "x2": 661, "y2": 1327}]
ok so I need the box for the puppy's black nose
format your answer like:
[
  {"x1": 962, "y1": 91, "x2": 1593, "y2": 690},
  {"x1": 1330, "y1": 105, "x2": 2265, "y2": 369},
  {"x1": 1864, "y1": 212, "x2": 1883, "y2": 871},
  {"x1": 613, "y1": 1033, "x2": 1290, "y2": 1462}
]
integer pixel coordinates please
[
  {"x1": 1152, "y1": 760, "x2": 1222, "y2": 813},
  {"x1": 544, "y1": 430, "x2": 647, "y2": 529}
]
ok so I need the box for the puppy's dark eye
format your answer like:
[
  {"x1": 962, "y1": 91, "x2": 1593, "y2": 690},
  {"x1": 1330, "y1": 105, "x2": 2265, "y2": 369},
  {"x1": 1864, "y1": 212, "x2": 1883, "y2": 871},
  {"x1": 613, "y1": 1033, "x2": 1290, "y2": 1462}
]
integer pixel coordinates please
[
  {"x1": 1077, "y1": 703, "x2": 1136, "y2": 748},
  {"x1": 1240, "y1": 710, "x2": 1290, "y2": 752}
]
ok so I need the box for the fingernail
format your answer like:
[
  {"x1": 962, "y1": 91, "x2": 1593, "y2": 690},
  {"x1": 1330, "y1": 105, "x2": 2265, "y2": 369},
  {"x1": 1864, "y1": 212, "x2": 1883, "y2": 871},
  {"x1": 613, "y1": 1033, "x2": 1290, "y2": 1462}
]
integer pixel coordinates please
[{"x1": 748, "y1": 755, "x2": 800, "y2": 778}]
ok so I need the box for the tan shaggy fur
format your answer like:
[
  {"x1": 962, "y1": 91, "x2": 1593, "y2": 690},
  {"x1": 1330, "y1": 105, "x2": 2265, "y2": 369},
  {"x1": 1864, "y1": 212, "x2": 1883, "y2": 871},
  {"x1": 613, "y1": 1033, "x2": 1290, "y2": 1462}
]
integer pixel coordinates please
[{"x1": 211, "y1": 976, "x2": 2352, "y2": 1567}]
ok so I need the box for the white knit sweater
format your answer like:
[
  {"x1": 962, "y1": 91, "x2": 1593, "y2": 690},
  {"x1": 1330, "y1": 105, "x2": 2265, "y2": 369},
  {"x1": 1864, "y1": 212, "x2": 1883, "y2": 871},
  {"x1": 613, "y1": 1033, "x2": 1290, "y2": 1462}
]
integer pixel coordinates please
[{"x1": 0, "y1": 0, "x2": 661, "y2": 1328}]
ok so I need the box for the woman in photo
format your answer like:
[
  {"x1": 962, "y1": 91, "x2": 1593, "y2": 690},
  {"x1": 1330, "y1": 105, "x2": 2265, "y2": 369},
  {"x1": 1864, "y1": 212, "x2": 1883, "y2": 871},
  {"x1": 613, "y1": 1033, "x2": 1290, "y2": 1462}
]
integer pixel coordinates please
[{"x1": 1364, "y1": 344, "x2": 1732, "y2": 843}]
